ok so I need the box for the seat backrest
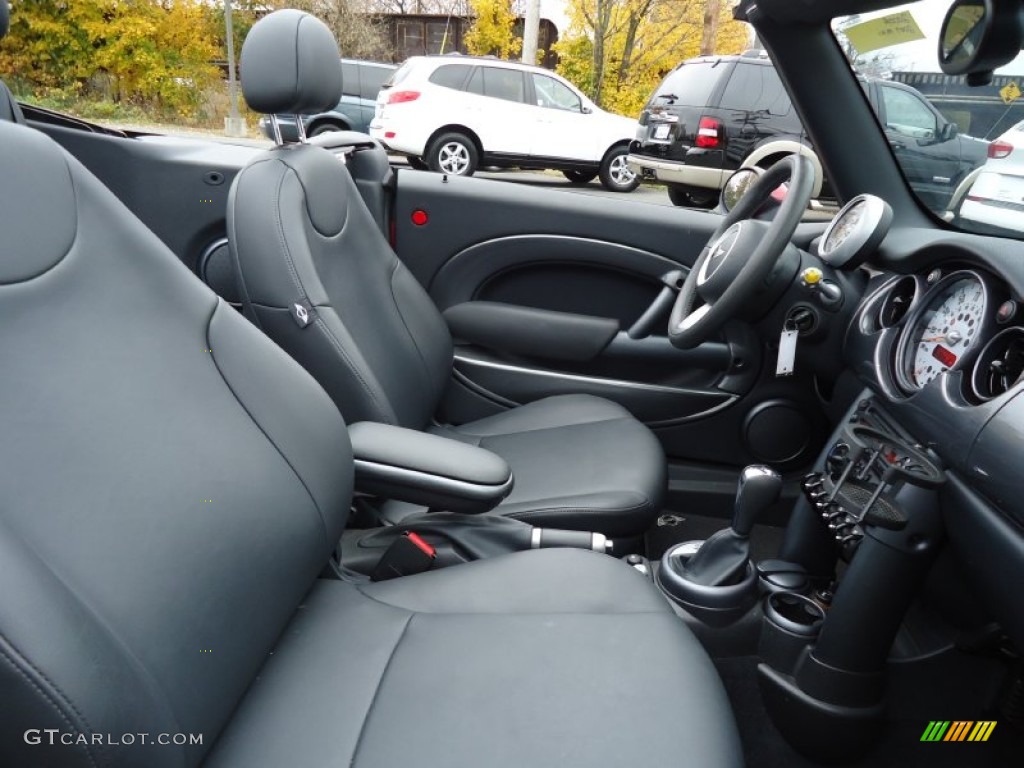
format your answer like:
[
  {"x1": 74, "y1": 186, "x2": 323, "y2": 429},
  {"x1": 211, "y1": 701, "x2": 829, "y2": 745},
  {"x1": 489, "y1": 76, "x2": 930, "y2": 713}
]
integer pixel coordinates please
[
  {"x1": 229, "y1": 11, "x2": 453, "y2": 430},
  {"x1": 0, "y1": 120, "x2": 352, "y2": 767},
  {"x1": 0, "y1": 1, "x2": 25, "y2": 125}
]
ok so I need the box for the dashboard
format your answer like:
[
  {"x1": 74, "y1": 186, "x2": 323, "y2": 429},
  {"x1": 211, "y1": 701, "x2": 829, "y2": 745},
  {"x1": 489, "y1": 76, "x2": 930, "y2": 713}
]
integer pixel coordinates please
[{"x1": 823, "y1": 210, "x2": 1024, "y2": 649}]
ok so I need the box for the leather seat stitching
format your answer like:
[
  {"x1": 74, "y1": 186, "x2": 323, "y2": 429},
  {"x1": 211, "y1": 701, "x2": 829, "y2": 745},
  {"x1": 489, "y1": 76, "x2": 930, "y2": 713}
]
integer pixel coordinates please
[
  {"x1": 271, "y1": 165, "x2": 309, "y2": 298},
  {"x1": 503, "y1": 497, "x2": 654, "y2": 521},
  {"x1": 312, "y1": 315, "x2": 397, "y2": 425},
  {"x1": 206, "y1": 302, "x2": 333, "y2": 542},
  {"x1": 353, "y1": 587, "x2": 667, "y2": 615},
  {"x1": 349, "y1": 613, "x2": 414, "y2": 765},
  {"x1": 0, "y1": 152, "x2": 79, "y2": 287},
  {"x1": 458, "y1": 415, "x2": 637, "y2": 440},
  {"x1": 387, "y1": 260, "x2": 440, "y2": 395},
  {"x1": 0, "y1": 641, "x2": 99, "y2": 768}
]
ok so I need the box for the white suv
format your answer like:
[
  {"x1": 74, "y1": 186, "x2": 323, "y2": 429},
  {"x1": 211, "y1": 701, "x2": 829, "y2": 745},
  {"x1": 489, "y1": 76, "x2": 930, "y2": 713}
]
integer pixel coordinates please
[{"x1": 370, "y1": 56, "x2": 640, "y2": 192}]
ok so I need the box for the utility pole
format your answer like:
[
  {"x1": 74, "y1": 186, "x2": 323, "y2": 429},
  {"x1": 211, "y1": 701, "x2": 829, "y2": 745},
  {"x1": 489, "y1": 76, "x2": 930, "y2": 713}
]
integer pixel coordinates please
[
  {"x1": 224, "y1": 0, "x2": 245, "y2": 137},
  {"x1": 700, "y1": 0, "x2": 721, "y2": 56},
  {"x1": 522, "y1": 0, "x2": 541, "y2": 65}
]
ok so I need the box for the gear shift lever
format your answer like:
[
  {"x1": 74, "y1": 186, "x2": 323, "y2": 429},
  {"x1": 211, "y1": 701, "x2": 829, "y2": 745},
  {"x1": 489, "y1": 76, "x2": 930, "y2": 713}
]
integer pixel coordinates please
[
  {"x1": 681, "y1": 465, "x2": 782, "y2": 586},
  {"x1": 732, "y1": 466, "x2": 783, "y2": 536}
]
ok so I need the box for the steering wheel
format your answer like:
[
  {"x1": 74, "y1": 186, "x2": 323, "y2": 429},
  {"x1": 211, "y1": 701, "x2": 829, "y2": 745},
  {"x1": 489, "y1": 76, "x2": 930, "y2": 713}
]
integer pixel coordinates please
[{"x1": 668, "y1": 155, "x2": 816, "y2": 350}]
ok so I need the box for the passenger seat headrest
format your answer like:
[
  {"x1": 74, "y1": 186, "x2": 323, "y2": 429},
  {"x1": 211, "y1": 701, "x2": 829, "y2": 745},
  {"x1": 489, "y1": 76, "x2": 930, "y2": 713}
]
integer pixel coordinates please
[
  {"x1": 240, "y1": 9, "x2": 342, "y2": 116},
  {"x1": 1, "y1": 2, "x2": 9, "y2": 39}
]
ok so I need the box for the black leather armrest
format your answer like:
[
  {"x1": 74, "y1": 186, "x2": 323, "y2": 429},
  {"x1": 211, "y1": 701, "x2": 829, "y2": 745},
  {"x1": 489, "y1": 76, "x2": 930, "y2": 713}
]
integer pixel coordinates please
[
  {"x1": 348, "y1": 422, "x2": 513, "y2": 513},
  {"x1": 443, "y1": 301, "x2": 619, "y2": 362}
]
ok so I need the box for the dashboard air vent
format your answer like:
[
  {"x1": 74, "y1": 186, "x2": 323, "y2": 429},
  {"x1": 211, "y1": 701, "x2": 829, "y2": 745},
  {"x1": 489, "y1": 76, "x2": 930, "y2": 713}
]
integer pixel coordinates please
[
  {"x1": 971, "y1": 328, "x2": 1024, "y2": 402},
  {"x1": 878, "y1": 276, "x2": 917, "y2": 329}
]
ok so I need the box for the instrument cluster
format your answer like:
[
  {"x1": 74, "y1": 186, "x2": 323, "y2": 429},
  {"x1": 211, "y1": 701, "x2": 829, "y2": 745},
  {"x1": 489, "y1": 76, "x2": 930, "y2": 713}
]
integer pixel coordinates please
[{"x1": 856, "y1": 266, "x2": 1024, "y2": 403}]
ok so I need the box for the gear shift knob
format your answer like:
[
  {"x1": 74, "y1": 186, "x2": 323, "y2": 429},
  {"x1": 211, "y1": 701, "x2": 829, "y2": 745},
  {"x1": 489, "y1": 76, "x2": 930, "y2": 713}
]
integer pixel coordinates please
[{"x1": 733, "y1": 465, "x2": 782, "y2": 537}]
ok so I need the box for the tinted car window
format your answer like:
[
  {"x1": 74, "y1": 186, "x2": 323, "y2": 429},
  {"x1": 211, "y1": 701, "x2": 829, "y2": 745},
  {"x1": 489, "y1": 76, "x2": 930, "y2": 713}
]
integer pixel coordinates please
[
  {"x1": 341, "y1": 62, "x2": 360, "y2": 99},
  {"x1": 482, "y1": 67, "x2": 525, "y2": 103},
  {"x1": 429, "y1": 63, "x2": 473, "y2": 90},
  {"x1": 383, "y1": 61, "x2": 413, "y2": 89},
  {"x1": 880, "y1": 85, "x2": 937, "y2": 137},
  {"x1": 359, "y1": 66, "x2": 393, "y2": 100},
  {"x1": 650, "y1": 62, "x2": 719, "y2": 108},
  {"x1": 532, "y1": 74, "x2": 581, "y2": 111},
  {"x1": 719, "y1": 63, "x2": 792, "y2": 116},
  {"x1": 466, "y1": 67, "x2": 483, "y2": 95}
]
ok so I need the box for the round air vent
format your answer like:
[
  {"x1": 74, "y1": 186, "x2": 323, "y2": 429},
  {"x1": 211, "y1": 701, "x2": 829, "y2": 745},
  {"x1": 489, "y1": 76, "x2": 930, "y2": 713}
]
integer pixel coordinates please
[
  {"x1": 970, "y1": 327, "x2": 1024, "y2": 402},
  {"x1": 878, "y1": 275, "x2": 917, "y2": 329}
]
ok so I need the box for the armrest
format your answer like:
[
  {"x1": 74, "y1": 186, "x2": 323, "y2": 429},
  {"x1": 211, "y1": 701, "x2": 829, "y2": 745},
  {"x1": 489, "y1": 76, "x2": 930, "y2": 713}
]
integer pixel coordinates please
[
  {"x1": 443, "y1": 301, "x2": 619, "y2": 362},
  {"x1": 348, "y1": 422, "x2": 513, "y2": 514}
]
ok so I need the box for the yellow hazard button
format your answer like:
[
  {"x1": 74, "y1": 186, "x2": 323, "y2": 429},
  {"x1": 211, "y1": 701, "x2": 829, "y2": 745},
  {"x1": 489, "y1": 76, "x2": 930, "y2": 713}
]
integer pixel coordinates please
[{"x1": 801, "y1": 267, "x2": 823, "y2": 286}]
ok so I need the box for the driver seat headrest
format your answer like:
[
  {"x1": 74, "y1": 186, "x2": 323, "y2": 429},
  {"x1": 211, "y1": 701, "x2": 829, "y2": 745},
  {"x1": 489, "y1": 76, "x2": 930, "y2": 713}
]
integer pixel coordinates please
[{"x1": 240, "y1": 9, "x2": 342, "y2": 117}]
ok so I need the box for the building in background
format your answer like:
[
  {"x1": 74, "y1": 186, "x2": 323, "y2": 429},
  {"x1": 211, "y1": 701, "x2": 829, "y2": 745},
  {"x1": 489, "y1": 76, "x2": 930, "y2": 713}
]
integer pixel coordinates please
[{"x1": 379, "y1": 14, "x2": 559, "y2": 68}]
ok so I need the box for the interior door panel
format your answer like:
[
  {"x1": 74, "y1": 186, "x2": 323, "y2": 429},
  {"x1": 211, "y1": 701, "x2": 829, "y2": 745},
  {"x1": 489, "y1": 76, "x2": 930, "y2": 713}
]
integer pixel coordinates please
[
  {"x1": 30, "y1": 119, "x2": 256, "y2": 271},
  {"x1": 393, "y1": 171, "x2": 828, "y2": 470}
]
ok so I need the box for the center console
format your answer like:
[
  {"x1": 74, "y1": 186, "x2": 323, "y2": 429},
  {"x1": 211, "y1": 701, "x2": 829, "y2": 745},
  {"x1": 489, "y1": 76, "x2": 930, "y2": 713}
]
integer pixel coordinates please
[{"x1": 757, "y1": 396, "x2": 947, "y2": 762}]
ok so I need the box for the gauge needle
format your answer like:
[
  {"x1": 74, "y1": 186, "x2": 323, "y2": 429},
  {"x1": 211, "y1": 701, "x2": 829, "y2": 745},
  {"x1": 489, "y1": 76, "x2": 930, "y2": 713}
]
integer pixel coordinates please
[{"x1": 923, "y1": 330, "x2": 963, "y2": 345}]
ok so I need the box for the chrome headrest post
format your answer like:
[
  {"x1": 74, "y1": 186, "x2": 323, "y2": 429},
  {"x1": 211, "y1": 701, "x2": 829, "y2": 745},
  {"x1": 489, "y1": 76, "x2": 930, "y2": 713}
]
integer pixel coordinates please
[
  {"x1": 269, "y1": 114, "x2": 284, "y2": 146},
  {"x1": 295, "y1": 117, "x2": 309, "y2": 144}
]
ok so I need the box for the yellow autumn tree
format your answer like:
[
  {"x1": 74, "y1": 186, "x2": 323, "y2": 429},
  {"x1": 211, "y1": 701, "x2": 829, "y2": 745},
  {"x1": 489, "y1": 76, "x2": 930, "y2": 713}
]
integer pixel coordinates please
[
  {"x1": 555, "y1": 0, "x2": 751, "y2": 116},
  {"x1": 465, "y1": 0, "x2": 522, "y2": 59},
  {"x1": 0, "y1": 0, "x2": 222, "y2": 120}
]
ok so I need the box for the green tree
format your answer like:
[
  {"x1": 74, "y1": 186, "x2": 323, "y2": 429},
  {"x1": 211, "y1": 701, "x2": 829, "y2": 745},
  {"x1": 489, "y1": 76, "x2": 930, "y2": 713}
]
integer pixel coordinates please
[
  {"x1": 465, "y1": 0, "x2": 521, "y2": 59},
  {"x1": 555, "y1": 0, "x2": 750, "y2": 116}
]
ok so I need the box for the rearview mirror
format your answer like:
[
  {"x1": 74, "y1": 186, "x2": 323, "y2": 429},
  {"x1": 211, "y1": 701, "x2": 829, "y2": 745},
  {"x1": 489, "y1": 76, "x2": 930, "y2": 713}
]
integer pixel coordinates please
[
  {"x1": 939, "y1": 0, "x2": 1023, "y2": 85},
  {"x1": 939, "y1": 121, "x2": 959, "y2": 141}
]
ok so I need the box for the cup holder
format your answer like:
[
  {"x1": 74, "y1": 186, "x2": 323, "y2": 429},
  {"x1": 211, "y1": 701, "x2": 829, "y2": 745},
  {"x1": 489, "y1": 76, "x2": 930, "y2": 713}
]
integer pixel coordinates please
[{"x1": 760, "y1": 592, "x2": 826, "y2": 673}]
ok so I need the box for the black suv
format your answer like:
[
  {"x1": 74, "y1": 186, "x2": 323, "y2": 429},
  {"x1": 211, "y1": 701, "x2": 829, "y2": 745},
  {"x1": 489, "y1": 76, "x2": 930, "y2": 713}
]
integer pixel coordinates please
[{"x1": 628, "y1": 51, "x2": 989, "y2": 211}]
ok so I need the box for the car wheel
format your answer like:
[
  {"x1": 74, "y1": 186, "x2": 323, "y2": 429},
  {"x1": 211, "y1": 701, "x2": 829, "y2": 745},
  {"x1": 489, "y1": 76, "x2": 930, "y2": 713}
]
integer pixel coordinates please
[
  {"x1": 563, "y1": 170, "x2": 598, "y2": 185},
  {"x1": 599, "y1": 146, "x2": 640, "y2": 192},
  {"x1": 666, "y1": 183, "x2": 718, "y2": 208},
  {"x1": 407, "y1": 157, "x2": 429, "y2": 171},
  {"x1": 427, "y1": 133, "x2": 478, "y2": 176},
  {"x1": 309, "y1": 122, "x2": 345, "y2": 137}
]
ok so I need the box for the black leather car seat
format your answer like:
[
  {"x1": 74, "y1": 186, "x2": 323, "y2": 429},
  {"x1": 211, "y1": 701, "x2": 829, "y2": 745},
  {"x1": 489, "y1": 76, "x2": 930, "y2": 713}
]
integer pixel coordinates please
[
  {"x1": 228, "y1": 11, "x2": 666, "y2": 537},
  {"x1": 0, "y1": 116, "x2": 742, "y2": 768}
]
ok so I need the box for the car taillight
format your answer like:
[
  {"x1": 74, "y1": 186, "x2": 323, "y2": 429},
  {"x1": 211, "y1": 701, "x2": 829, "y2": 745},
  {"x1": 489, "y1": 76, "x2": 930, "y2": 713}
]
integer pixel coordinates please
[
  {"x1": 388, "y1": 90, "x2": 420, "y2": 105},
  {"x1": 695, "y1": 117, "x2": 722, "y2": 149},
  {"x1": 989, "y1": 140, "x2": 1013, "y2": 159}
]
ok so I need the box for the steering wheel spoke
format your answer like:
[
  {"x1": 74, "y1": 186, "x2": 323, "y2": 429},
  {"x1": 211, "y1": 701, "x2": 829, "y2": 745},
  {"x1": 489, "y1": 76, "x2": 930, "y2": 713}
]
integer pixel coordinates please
[{"x1": 667, "y1": 155, "x2": 816, "y2": 350}]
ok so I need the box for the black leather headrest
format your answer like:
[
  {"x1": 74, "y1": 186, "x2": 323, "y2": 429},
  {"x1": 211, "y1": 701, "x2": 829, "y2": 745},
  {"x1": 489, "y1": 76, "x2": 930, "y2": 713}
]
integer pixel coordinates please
[
  {"x1": 1, "y1": 2, "x2": 9, "y2": 39},
  {"x1": 240, "y1": 10, "x2": 342, "y2": 116}
]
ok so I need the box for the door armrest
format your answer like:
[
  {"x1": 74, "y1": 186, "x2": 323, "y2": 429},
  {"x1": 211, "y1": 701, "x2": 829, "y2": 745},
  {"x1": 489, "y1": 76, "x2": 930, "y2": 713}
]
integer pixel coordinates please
[
  {"x1": 348, "y1": 422, "x2": 513, "y2": 514},
  {"x1": 443, "y1": 301, "x2": 619, "y2": 361}
]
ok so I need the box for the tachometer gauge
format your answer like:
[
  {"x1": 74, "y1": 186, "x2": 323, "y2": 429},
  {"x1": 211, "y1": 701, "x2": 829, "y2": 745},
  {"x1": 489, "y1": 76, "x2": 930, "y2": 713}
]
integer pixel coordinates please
[
  {"x1": 899, "y1": 273, "x2": 988, "y2": 391},
  {"x1": 817, "y1": 194, "x2": 893, "y2": 269}
]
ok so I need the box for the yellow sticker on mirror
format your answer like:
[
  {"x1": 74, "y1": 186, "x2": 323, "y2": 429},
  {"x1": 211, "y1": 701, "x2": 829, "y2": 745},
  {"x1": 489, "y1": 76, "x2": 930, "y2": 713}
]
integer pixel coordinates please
[
  {"x1": 843, "y1": 11, "x2": 926, "y2": 55},
  {"x1": 1000, "y1": 82, "x2": 1021, "y2": 105}
]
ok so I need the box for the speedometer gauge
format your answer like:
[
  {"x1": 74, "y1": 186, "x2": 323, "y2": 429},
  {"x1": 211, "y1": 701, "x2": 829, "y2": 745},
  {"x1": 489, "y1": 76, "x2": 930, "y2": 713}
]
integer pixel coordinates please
[{"x1": 899, "y1": 273, "x2": 988, "y2": 390}]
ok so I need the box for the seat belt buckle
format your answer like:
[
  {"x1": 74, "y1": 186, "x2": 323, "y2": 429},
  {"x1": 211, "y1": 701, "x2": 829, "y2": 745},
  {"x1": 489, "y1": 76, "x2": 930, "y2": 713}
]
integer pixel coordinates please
[{"x1": 370, "y1": 532, "x2": 436, "y2": 582}]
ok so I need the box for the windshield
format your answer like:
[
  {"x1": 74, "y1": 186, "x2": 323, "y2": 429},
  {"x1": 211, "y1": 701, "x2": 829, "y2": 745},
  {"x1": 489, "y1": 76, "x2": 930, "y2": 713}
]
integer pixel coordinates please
[{"x1": 833, "y1": 0, "x2": 1024, "y2": 239}]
